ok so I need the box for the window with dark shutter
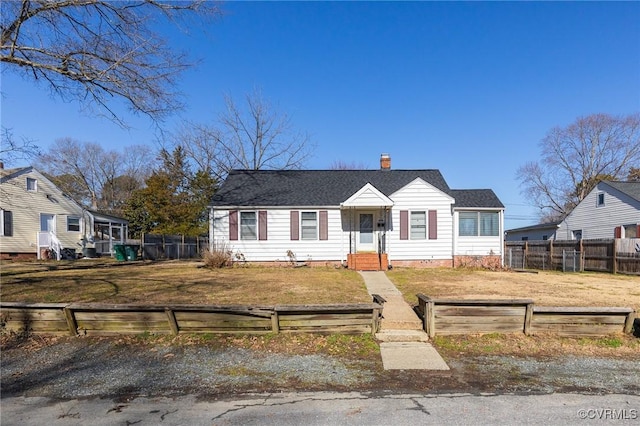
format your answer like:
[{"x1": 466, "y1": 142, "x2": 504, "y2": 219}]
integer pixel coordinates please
[
  {"x1": 399, "y1": 210, "x2": 408, "y2": 240},
  {"x1": 258, "y1": 211, "x2": 268, "y2": 240},
  {"x1": 428, "y1": 210, "x2": 437, "y2": 240},
  {"x1": 319, "y1": 210, "x2": 328, "y2": 240},
  {"x1": 290, "y1": 211, "x2": 299, "y2": 240},
  {"x1": 229, "y1": 210, "x2": 238, "y2": 240}
]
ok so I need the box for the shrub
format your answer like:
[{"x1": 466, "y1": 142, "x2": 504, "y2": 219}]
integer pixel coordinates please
[{"x1": 202, "y1": 242, "x2": 234, "y2": 268}]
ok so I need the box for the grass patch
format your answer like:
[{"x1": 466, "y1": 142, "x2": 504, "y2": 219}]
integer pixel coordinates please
[
  {"x1": 0, "y1": 260, "x2": 369, "y2": 305},
  {"x1": 432, "y1": 333, "x2": 640, "y2": 359}
]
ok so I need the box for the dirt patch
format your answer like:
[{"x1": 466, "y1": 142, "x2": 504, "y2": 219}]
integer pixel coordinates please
[{"x1": 387, "y1": 268, "x2": 640, "y2": 311}]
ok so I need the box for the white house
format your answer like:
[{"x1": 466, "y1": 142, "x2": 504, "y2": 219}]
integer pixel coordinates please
[
  {"x1": 208, "y1": 155, "x2": 505, "y2": 270},
  {"x1": 555, "y1": 181, "x2": 640, "y2": 241},
  {"x1": 0, "y1": 166, "x2": 128, "y2": 260}
]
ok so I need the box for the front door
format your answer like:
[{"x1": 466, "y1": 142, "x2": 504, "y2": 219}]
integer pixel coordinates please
[{"x1": 358, "y1": 213, "x2": 375, "y2": 252}]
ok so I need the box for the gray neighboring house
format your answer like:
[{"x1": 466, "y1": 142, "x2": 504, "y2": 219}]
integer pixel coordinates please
[
  {"x1": 209, "y1": 155, "x2": 505, "y2": 270},
  {"x1": 555, "y1": 181, "x2": 640, "y2": 240},
  {"x1": 505, "y1": 222, "x2": 560, "y2": 241}
]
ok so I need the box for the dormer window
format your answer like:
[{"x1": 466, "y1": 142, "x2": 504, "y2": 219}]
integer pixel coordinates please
[
  {"x1": 596, "y1": 192, "x2": 605, "y2": 207},
  {"x1": 26, "y1": 177, "x2": 37, "y2": 192}
]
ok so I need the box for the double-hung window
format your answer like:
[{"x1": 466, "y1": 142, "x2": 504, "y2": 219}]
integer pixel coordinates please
[
  {"x1": 301, "y1": 211, "x2": 317, "y2": 240},
  {"x1": 410, "y1": 211, "x2": 426, "y2": 240},
  {"x1": 240, "y1": 211, "x2": 257, "y2": 240},
  {"x1": 67, "y1": 216, "x2": 80, "y2": 232},
  {"x1": 26, "y1": 177, "x2": 37, "y2": 191}
]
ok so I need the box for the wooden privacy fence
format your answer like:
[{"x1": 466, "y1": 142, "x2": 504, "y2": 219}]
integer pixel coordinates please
[
  {"x1": 505, "y1": 239, "x2": 640, "y2": 274},
  {"x1": 0, "y1": 301, "x2": 383, "y2": 337},
  {"x1": 416, "y1": 294, "x2": 635, "y2": 338}
]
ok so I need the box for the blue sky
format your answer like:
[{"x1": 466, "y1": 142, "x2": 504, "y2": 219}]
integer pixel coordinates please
[{"x1": 2, "y1": 1, "x2": 639, "y2": 230}]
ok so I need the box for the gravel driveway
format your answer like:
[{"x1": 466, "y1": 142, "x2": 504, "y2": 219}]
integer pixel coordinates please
[{"x1": 2, "y1": 336, "x2": 639, "y2": 400}]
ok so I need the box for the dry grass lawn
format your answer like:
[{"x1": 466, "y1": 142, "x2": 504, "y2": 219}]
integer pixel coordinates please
[
  {"x1": 0, "y1": 260, "x2": 370, "y2": 305},
  {"x1": 2, "y1": 261, "x2": 638, "y2": 310},
  {"x1": 387, "y1": 267, "x2": 640, "y2": 311}
]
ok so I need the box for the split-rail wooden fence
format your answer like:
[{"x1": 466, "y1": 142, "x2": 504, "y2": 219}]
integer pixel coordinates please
[
  {"x1": 0, "y1": 301, "x2": 383, "y2": 337},
  {"x1": 416, "y1": 294, "x2": 635, "y2": 338}
]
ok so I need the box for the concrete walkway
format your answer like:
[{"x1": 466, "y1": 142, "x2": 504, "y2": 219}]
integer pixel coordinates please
[{"x1": 359, "y1": 271, "x2": 449, "y2": 370}]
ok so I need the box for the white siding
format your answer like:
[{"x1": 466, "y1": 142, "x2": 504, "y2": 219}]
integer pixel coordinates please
[
  {"x1": 556, "y1": 183, "x2": 640, "y2": 240},
  {"x1": 0, "y1": 169, "x2": 91, "y2": 254},
  {"x1": 386, "y1": 179, "x2": 454, "y2": 261},
  {"x1": 453, "y1": 210, "x2": 504, "y2": 256},
  {"x1": 211, "y1": 208, "x2": 345, "y2": 262}
]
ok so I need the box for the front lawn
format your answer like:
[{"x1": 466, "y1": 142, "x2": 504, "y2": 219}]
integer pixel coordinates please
[
  {"x1": 0, "y1": 260, "x2": 370, "y2": 305},
  {"x1": 386, "y1": 267, "x2": 640, "y2": 311}
]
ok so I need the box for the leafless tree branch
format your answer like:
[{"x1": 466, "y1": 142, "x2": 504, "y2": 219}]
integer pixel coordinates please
[{"x1": 1, "y1": 0, "x2": 220, "y2": 126}]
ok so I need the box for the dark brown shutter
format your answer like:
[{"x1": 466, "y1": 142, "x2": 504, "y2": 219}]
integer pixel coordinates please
[
  {"x1": 229, "y1": 210, "x2": 238, "y2": 240},
  {"x1": 637, "y1": 225, "x2": 640, "y2": 238},
  {"x1": 428, "y1": 210, "x2": 437, "y2": 240},
  {"x1": 290, "y1": 211, "x2": 299, "y2": 240},
  {"x1": 258, "y1": 210, "x2": 268, "y2": 240},
  {"x1": 400, "y1": 210, "x2": 408, "y2": 240},
  {"x1": 3, "y1": 210, "x2": 13, "y2": 237},
  {"x1": 319, "y1": 210, "x2": 328, "y2": 240},
  {"x1": 614, "y1": 226, "x2": 622, "y2": 238}
]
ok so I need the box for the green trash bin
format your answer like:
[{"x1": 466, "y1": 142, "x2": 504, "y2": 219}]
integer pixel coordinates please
[
  {"x1": 124, "y1": 245, "x2": 139, "y2": 261},
  {"x1": 113, "y1": 244, "x2": 126, "y2": 261}
]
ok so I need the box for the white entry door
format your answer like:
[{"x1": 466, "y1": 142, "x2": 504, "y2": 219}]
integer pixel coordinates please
[
  {"x1": 358, "y1": 213, "x2": 375, "y2": 252},
  {"x1": 40, "y1": 213, "x2": 56, "y2": 233}
]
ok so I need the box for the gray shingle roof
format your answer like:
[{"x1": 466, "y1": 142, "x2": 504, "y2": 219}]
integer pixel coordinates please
[
  {"x1": 604, "y1": 181, "x2": 640, "y2": 202},
  {"x1": 212, "y1": 169, "x2": 503, "y2": 209},
  {"x1": 449, "y1": 189, "x2": 505, "y2": 209}
]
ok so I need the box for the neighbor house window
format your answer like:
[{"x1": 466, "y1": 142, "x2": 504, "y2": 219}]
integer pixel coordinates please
[
  {"x1": 1, "y1": 209, "x2": 13, "y2": 237},
  {"x1": 26, "y1": 177, "x2": 37, "y2": 191},
  {"x1": 67, "y1": 216, "x2": 80, "y2": 232},
  {"x1": 596, "y1": 193, "x2": 605, "y2": 207},
  {"x1": 410, "y1": 211, "x2": 426, "y2": 240},
  {"x1": 240, "y1": 211, "x2": 257, "y2": 240},
  {"x1": 623, "y1": 224, "x2": 638, "y2": 239},
  {"x1": 459, "y1": 212, "x2": 499, "y2": 237},
  {"x1": 301, "y1": 211, "x2": 317, "y2": 240}
]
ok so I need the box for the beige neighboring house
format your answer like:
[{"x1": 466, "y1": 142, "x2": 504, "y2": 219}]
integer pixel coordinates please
[{"x1": 0, "y1": 166, "x2": 128, "y2": 260}]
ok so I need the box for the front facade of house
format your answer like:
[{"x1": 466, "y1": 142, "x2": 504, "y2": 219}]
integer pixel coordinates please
[
  {"x1": 209, "y1": 156, "x2": 504, "y2": 270},
  {"x1": 0, "y1": 166, "x2": 128, "y2": 260},
  {"x1": 555, "y1": 181, "x2": 640, "y2": 241}
]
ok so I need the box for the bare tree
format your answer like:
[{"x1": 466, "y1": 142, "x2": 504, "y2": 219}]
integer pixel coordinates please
[
  {"x1": 1, "y1": 127, "x2": 39, "y2": 165},
  {"x1": 329, "y1": 160, "x2": 368, "y2": 170},
  {"x1": 174, "y1": 89, "x2": 315, "y2": 180},
  {"x1": 517, "y1": 113, "x2": 640, "y2": 220},
  {"x1": 1, "y1": 0, "x2": 220, "y2": 126},
  {"x1": 39, "y1": 138, "x2": 155, "y2": 213}
]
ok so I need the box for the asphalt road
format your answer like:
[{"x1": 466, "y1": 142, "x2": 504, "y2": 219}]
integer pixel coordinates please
[{"x1": 3, "y1": 392, "x2": 639, "y2": 426}]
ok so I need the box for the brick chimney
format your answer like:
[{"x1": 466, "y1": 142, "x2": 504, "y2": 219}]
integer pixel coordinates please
[{"x1": 380, "y1": 153, "x2": 391, "y2": 170}]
